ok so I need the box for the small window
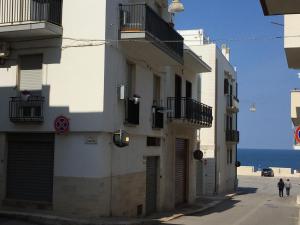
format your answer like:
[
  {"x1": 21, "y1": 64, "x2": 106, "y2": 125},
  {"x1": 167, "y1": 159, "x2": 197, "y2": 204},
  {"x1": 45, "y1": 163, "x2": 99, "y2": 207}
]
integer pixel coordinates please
[
  {"x1": 127, "y1": 62, "x2": 136, "y2": 97},
  {"x1": 224, "y1": 79, "x2": 229, "y2": 95},
  {"x1": 153, "y1": 75, "x2": 161, "y2": 105},
  {"x1": 147, "y1": 137, "x2": 161, "y2": 147},
  {"x1": 19, "y1": 54, "x2": 43, "y2": 93}
]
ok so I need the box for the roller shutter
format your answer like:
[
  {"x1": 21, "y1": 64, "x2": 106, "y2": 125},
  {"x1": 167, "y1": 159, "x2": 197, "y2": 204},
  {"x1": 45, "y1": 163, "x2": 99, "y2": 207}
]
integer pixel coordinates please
[
  {"x1": 146, "y1": 156, "x2": 158, "y2": 215},
  {"x1": 19, "y1": 55, "x2": 43, "y2": 91},
  {"x1": 175, "y1": 138, "x2": 187, "y2": 205},
  {"x1": 6, "y1": 133, "x2": 54, "y2": 203}
]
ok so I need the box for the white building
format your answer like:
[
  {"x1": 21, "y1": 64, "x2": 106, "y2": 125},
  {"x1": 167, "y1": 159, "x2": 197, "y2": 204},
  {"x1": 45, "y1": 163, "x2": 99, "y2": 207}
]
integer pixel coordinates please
[
  {"x1": 0, "y1": 0, "x2": 213, "y2": 218},
  {"x1": 178, "y1": 29, "x2": 239, "y2": 195},
  {"x1": 259, "y1": 0, "x2": 300, "y2": 149}
]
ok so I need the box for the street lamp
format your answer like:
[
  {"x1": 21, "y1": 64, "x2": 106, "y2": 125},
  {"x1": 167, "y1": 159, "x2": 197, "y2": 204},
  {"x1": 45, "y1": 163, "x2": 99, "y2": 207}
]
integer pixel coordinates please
[
  {"x1": 168, "y1": 0, "x2": 184, "y2": 13},
  {"x1": 168, "y1": 0, "x2": 184, "y2": 27}
]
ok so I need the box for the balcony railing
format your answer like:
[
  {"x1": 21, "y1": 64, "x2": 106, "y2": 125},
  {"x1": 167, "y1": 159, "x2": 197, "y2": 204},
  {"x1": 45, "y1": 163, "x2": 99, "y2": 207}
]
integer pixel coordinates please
[
  {"x1": 9, "y1": 96, "x2": 45, "y2": 123},
  {"x1": 226, "y1": 130, "x2": 240, "y2": 143},
  {"x1": 119, "y1": 3, "x2": 184, "y2": 63},
  {"x1": 0, "y1": 0, "x2": 63, "y2": 26},
  {"x1": 227, "y1": 95, "x2": 239, "y2": 113},
  {"x1": 167, "y1": 97, "x2": 213, "y2": 127}
]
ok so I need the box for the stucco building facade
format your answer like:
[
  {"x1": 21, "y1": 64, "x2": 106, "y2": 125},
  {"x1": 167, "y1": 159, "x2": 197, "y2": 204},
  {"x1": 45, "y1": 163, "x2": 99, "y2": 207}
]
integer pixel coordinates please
[
  {"x1": 0, "y1": 0, "x2": 213, "y2": 218},
  {"x1": 179, "y1": 29, "x2": 239, "y2": 195}
]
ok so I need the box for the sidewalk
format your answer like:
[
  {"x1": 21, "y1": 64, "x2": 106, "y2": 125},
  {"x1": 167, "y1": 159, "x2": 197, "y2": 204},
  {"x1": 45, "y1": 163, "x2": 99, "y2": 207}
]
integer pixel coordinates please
[{"x1": 0, "y1": 194, "x2": 235, "y2": 225}]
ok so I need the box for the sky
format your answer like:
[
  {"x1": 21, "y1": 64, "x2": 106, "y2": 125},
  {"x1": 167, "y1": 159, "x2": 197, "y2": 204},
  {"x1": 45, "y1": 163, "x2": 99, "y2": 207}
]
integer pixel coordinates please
[{"x1": 174, "y1": 0, "x2": 300, "y2": 150}]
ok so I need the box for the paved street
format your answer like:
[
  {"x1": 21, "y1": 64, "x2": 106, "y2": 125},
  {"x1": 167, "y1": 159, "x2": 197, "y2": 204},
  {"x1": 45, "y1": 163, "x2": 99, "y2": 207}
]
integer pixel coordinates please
[
  {"x1": 1, "y1": 176, "x2": 300, "y2": 225},
  {"x1": 165, "y1": 176, "x2": 300, "y2": 225}
]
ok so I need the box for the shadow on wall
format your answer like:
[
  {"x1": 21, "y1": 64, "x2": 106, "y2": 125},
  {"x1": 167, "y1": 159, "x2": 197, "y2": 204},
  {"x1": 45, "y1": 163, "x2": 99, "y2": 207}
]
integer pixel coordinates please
[
  {"x1": 0, "y1": 82, "x2": 120, "y2": 132},
  {"x1": 0, "y1": 38, "x2": 63, "y2": 69}
]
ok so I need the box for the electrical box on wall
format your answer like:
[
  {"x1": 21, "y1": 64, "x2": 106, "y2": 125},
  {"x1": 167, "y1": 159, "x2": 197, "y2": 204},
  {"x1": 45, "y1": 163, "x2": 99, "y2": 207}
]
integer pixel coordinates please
[{"x1": 118, "y1": 84, "x2": 126, "y2": 100}]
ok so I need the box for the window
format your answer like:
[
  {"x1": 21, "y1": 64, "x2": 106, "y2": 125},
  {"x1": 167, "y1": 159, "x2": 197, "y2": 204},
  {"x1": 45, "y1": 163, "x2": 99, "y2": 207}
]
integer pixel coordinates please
[
  {"x1": 127, "y1": 62, "x2": 136, "y2": 97},
  {"x1": 227, "y1": 149, "x2": 233, "y2": 164},
  {"x1": 224, "y1": 79, "x2": 229, "y2": 95},
  {"x1": 186, "y1": 81, "x2": 192, "y2": 98},
  {"x1": 147, "y1": 137, "x2": 161, "y2": 147},
  {"x1": 153, "y1": 75, "x2": 161, "y2": 105},
  {"x1": 19, "y1": 54, "x2": 43, "y2": 94}
]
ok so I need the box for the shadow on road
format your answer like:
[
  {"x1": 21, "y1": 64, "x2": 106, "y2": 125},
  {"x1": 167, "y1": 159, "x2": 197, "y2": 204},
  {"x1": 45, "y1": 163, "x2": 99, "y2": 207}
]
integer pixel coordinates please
[
  {"x1": 192, "y1": 199, "x2": 241, "y2": 217},
  {"x1": 237, "y1": 187, "x2": 258, "y2": 195}
]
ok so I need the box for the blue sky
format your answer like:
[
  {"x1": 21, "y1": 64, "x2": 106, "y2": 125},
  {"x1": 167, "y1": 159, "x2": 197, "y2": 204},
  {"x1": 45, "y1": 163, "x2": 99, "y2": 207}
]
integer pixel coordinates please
[{"x1": 174, "y1": 0, "x2": 299, "y2": 150}]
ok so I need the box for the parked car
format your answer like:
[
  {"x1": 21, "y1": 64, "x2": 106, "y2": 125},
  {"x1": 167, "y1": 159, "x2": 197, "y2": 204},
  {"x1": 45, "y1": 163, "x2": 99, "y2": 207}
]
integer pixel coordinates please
[{"x1": 261, "y1": 168, "x2": 274, "y2": 177}]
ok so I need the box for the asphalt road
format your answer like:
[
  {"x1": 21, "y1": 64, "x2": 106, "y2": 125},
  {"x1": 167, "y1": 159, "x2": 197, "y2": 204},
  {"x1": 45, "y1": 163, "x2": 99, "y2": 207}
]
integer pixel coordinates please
[
  {"x1": 0, "y1": 218, "x2": 36, "y2": 225},
  {"x1": 165, "y1": 176, "x2": 300, "y2": 225}
]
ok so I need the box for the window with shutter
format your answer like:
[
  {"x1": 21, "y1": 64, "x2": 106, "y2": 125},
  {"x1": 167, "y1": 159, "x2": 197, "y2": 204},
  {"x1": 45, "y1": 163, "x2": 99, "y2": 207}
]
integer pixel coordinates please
[{"x1": 19, "y1": 55, "x2": 43, "y2": 92}]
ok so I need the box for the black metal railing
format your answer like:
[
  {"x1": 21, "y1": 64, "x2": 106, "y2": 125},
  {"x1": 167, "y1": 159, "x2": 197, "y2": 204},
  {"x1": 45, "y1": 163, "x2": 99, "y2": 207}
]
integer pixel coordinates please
[
  {"x1": 119, "y1": 4, "x2": 184, "y2": 62},
  {"x1": 9, "y1": 96, "x2": 45, "y2": 122},
  {"x1": 0, "y1": 0, "x2": 63, "y2": 26},
  {"x1": 167, "y1": 97, "x2": 213, "y2": 127},
  {"x1": 226, "y1": 130, "x2": 240, "y2": 143},
  {"x1": 125, "y1": 97, "x2": 140, "y2": 125}
]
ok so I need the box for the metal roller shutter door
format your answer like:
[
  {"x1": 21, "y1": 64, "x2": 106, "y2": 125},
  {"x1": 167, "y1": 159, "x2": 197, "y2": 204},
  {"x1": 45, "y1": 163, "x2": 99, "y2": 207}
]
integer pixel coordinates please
[
  {"x1": 146, "y1": 156, "x2": 158, "y2": 215},
  {"x1": 175, "y1": 138, "x2": 187, "y2": 205},
  {"x1": 6, "y1": 133, "x2": 55, "y2": 203}
]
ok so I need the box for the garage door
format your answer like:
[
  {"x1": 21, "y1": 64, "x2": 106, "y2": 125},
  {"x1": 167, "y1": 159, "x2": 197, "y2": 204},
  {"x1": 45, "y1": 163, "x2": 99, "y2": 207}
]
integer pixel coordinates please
[
  {"x1": 175, "y1": 138, "x2": 188, "y2": 205},
  {"x1": 146, "y1": 156, "x2": 158, "y2": 215},
  {"x1": 6, "y1": 133, "x2": 55, "y2": 203}
]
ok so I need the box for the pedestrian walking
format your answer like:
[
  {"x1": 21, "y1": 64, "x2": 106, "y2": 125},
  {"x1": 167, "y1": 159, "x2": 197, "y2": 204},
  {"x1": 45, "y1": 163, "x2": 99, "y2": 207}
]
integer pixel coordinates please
[
  {"x1": 277, "y1": 178, "x2": 285, "y2": 197},
  {"x1": 285, "y1": 179, "x2": 292, "y2": 196}
]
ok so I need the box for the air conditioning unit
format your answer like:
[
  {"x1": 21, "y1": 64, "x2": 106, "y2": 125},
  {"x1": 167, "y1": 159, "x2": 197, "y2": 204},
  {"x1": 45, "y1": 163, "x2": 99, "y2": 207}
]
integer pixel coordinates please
[{"x1": 0, "y1": 42, "x2": 10, "y2": 58}]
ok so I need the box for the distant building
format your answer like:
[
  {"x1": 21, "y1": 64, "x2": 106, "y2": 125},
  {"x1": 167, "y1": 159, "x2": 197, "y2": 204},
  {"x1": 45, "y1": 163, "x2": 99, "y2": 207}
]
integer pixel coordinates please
[
  {"x1": 259, "y1": 1, "x2": 300, "y2": 148},
  {"x1": 0, "y1": 0, "x2": 213, "y2": 218},
  {"x1": 178, "y1": 29, "x2": 239, "y2": 195}
]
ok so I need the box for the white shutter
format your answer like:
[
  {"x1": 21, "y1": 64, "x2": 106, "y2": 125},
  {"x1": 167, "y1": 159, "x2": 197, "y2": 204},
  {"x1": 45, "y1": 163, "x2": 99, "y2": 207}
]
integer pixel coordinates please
[{"x1": 19, "y1": 55, "x2": 43, "y2": 91}]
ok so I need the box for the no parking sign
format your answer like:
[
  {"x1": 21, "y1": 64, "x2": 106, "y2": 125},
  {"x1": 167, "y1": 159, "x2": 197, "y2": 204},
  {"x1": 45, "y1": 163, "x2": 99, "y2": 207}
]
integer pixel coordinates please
[{"x1": 295, "y1": 126, "x2": 300, "y2": 143}]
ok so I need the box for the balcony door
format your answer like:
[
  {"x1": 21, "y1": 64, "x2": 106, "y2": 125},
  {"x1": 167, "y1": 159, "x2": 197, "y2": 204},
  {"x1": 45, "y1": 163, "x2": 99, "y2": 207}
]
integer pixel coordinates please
[
  {"x1": 186, "y1": 81, "x2": 192, "y2": 119},
  {"x1": 175, "y1": 75, "x2": 182, "y2": 118}
]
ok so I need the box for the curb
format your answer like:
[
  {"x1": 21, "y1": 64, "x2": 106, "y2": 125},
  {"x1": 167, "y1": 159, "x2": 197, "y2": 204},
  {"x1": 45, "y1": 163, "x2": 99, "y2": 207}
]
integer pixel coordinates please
[{"x1": 0, "y1": 211, "x2": 159, "y2": 225}]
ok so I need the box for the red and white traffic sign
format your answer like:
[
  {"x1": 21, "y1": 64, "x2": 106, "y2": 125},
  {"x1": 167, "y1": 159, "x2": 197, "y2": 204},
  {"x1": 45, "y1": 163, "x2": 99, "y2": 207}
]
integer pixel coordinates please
[
  {"x1": 54, "y1": 116, "x2": 70, "y2": 135},
  {"x1": 295, "y1": 126, "x2": 300, "y2": 143}
]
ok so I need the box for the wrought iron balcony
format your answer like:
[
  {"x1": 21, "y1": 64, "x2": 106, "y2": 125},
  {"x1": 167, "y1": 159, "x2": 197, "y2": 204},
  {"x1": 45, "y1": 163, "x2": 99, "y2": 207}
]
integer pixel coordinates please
[
  {"x1": 226, "y1": 130, "x2": 240, "y2": 143},
  {"x1": 227, "y1": 95, "x2": 239, "y2": 113},
  {"x1": 0, "y1": 0, "x2": 63, "y2": 38},
  {"x1": 119, "y1": 4, "x2": 184, "y2": 64},
  {"x1": 167, "y1": 97, "x2": 213, "y2": 127},
  {"x1": 9, "y1": 96, "x2": 45, "y2": 123}
]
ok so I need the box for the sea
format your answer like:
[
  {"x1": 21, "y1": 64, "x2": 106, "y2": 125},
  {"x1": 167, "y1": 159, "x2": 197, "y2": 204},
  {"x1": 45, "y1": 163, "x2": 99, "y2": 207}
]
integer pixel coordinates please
[{"x1": 238, "y1": 148, "x2": 300, "y2": 171}]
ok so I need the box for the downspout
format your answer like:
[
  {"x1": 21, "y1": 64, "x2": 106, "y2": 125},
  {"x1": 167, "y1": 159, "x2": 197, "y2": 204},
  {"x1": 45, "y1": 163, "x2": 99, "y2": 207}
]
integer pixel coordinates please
[{"x1": 214, "y1": 56, "x2": 218, "y2": 194}]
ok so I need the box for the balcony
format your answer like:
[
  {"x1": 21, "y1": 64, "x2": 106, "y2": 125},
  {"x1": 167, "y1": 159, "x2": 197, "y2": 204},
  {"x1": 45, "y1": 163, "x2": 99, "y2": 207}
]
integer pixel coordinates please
[
  {"x1": 167, "y1": 97, "x2": 213, "y2": 128},
  {"x1": 0, "y1": 0, "x2": 63, "y2": 39},
  {"x1": 226, "y1": 95, "x2": 239, "y2": 113},
  {"x1": 284, "y1": 15, "x2": 300, "y2": 69},
  {"x1": 226, "y1": 130, "x2": 240, "y2": 143},
  {"x1": 9, "y1": 96, "x2": 44, "y2": 123},
  {"x1": 119, "y1": 4, "x2": 184, "y2": 66},
  {"x1": 260, "y1": 0, "x2": 300, "y2": 15},
  {"x1": 291, "y1": 90, "x2": 300, "y2": 126}
]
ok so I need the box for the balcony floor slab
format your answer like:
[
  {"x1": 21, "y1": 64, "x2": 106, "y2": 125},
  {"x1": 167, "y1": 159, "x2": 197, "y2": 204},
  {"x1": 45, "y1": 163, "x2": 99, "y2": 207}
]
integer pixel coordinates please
[
  {"x1": 120, "y1": 32, "x2": 183, "y2": 67},
  {"x1": 0, "y1": 22, "x2": 63, "y2": 39}
]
